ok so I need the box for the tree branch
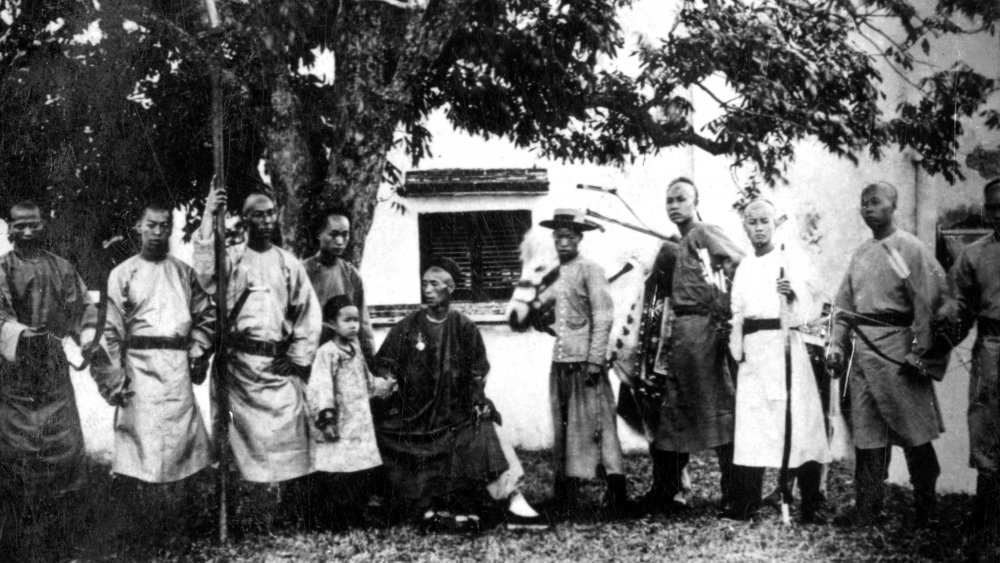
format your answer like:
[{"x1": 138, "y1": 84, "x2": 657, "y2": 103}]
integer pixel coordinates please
[
  {"x1": 853, "y1": 28, "x2": 929, "y2": 94},
  {"x1": 362, "y1": 0, "x2": 428, "y2": 8},
  {"x1": 592, "y1": 92, "x2": 731, "y2": 155},
  {"x1": 384, "y1": 0, "x2": 477, "y2": 102}
]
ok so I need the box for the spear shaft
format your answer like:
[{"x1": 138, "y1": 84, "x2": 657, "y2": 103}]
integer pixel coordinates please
[{"x1": 202, "y1": 0, "x2": 230, "y2": 544}]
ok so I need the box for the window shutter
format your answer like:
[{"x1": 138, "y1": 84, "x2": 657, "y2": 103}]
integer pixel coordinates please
[{"x1": 419, "y1": 210, "x2": 531, "y2": 302}]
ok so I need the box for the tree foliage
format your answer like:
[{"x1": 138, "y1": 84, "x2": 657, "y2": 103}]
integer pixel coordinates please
[{"x1": 0, "y1": 0, "x2": 996, "y2": 276}]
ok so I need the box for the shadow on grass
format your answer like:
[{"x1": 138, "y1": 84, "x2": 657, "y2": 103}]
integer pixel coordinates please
[{"x1": 2, "y1": 451, "x2": 999, "y2": 562}]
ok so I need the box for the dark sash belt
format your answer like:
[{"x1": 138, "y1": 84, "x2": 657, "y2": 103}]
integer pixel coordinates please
[
  {"x1": 743, "y1": 318, "x2": 781, "y2": 336},
  {"x1": 850, "y1": 311, "x2": 913, "y2": 328},
  {"x1": 227, "y1": 336, "x2": 281, "y2": 357},
  {"x1": 979, "y1": 317, "x2": 1000, "y2": 337},
  {"x1": 673, "y1": 304, "x2": 710, "y2": 317},
  {"x1": 127, "y1": 336, "x2": 189, "y2": 350}
]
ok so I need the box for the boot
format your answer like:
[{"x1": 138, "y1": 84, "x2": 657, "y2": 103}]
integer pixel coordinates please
[
  {"x1": 797, "y1": 462, "x2": 828, "y2": 525},
  {"x1": 906, "y1": 443, "x2": 941, "y2": 528},
  {"x1": 911, "y1": 482, "x2": 939, "y2": 527},
  {"x1": 717, "y1": 465, "x2": 763, "y2": 522},
  {"x1": 716, "y1": 443, "x2": 736, "y2": 508},
  {"x1": 637, "y1": 449, "x2": 688, "y2": 516},
  {"x1": 636, "y1": 448, "x2": 672, "y2": 514},
  {"x1": 834, "y1": 447, "x2": 887, "y2": 527},
  {"x1": 603, "y1": 474, "x2": 629, "y2": 520},
  {"x1": 961, "y1": 474, "x2": 998, "y2": 533},
  {"x1": 549, "y1": 476, "x2": 579, "y2": 518}
]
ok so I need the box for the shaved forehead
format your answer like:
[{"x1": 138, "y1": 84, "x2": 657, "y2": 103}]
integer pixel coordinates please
[
  {"x1": 742, "y1": 199, "x2": 776, "y2": 218},
  {"x1": 242, "y1": 193, "x2": 275, "y2": 214},
  {"x1": 9, "y1": 202, "x2": 41, "y2": 221},
  {"x1": 423, "y1": 266, "x2": 453, "y2": 283},
  {"x1": 862, "y1": 182, "x2": 898, "y2": 206},
  {"x1": 666, "y1": 179, "x2": 697, "y2": 200}
]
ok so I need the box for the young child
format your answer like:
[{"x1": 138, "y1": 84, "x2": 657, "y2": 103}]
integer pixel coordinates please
[{"x1": 307, "y1": 295, "x2": 394, "y2": 526}]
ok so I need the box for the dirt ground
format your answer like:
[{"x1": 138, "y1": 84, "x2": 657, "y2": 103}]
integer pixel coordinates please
[{"x1": 2, "y1": 451, "x2": 998, "y2": 562}]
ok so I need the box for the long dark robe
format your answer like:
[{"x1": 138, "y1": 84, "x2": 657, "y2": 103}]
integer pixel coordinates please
[
  {"x1": 0, "y1": 250, "x2": 96, "y2": 498},
  {"x1": 945, "y1": 233, "x2": 1000, "y2": 472},
  {"x1": 374, "y1": 309, "x2": 507, "y2": 504},
  {"x1": 655, "y1": 223, "x2": 743, "y2": 453}
]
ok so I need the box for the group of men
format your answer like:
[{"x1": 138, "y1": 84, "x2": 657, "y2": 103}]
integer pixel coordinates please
[
  {"x1": 0, "y1": 182, "x2": 547, "y2": 552},
  {"x1": 0, "y1": 173, "x2": 998, "y2": 548},
  {"x1": 531, "y1": 176, "x2": 1000, "y2": 531}
]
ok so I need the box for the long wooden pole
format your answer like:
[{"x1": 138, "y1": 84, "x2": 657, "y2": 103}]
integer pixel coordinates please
[
  {"x1": 202, "y1": 0, "x2": 230, "y2": 544},
  {"x1": 778, "y1": 244, "x2": 793, "y2": 526},
  {"x1": 584, "y1": 209, "x2": 675, "y2": 241}
]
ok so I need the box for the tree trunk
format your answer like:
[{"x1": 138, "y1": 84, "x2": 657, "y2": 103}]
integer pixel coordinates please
[
  {"x1": 265, "y1": 1, "x2": 481, "y2": 261},
  {"x1": 264, "y1": 70, "x2": 314, "y2": 254}
]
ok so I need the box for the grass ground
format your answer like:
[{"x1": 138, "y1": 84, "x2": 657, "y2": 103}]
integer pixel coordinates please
[{"x1": 3, "y1": 451, "x2": 998, "y2": 562}]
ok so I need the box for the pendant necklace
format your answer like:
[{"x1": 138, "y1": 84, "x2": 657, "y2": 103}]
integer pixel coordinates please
[{"x1": 418, "y1": 311, "x2": 445, "y2": 351}]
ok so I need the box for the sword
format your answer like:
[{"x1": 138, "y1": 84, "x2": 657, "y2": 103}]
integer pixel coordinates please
[
  {"x1": 73, "y1": 235, "x2": 126, "y2": 371},
  {"x1": 778, "y1": 244, "x2": 794, "y2": 526}
]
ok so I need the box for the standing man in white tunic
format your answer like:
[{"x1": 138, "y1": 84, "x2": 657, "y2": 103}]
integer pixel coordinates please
[
  {"x1": 195, "y1": 186, "x2": 322, "y2": 522},
  {"x1": 92, "y1": 202, "x2": 215, "y2": 484},
  {"x1": 727, "y1": 199, "x2": 831, "y2": 522}
]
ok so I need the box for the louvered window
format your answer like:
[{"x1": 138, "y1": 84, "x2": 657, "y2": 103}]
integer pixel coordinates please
[{"x1": 418, "y1": 210, "x2": 531, "y2": 302}]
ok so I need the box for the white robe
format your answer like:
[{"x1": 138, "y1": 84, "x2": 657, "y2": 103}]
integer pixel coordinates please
[
  {"x1": 101, "y1": 255, "x2": 214, "y2": 483},
  {"x1": 729, "y1": 246, "x2": 831, "y2": 468},
  {"x1": 194, "y1": 237, "x2": 322, "y2": 483}
]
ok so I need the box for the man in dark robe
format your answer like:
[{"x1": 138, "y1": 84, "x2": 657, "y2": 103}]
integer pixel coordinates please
[
  {"x1": 304, "y1": 207, "x2": 375, "y2": 361},
  {"x1": 939, "y1": 178, "x2": 1000, "y2": 531},
  {"x1": 374, "y1": 257, "x2": 544, "y2": 531},
  {"x1": 827, "y1": 182, "x2": 948, "y2": 527},
  {"x1": 654, "y1": 178, "x2": 744, "y2": 516},
  {"x1": 0, "y1": 201, "x2": 97, "y2": 551}
]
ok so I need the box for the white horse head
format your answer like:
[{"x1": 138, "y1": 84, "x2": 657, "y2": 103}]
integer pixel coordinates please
[{"x1": 506, "y1": 228, "x2": 561, "y2": 332}]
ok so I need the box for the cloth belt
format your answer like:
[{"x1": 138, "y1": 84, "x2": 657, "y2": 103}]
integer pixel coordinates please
[
  {"x1": 849, "y1": 311, "x2": 913, "y2": 328},
  {"x1": 673, "y1": 304, "x2": 710, "y2": 317},
  {"x1": 227, "y1": 336, "x2": 282, "y2": 357},
  {"x1": 979, "y1": 317, "x2": 1000, "y2": 337},
  {"x1": 127, "y1": 336, "x2": 189, "y2": 350},
  {"x1": 743, "y1": 318, "x2": 781, "y2": 336}
]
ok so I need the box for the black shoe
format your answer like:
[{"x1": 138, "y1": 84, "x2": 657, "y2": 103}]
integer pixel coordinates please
[
  {"x1": 717, "y1": 506, "x2": 760, "y2": 522},
  {"x1": 635, "y1": 492, "x2": 688, "y2": 517},
  {"x1": 959, "y1": 511, "x2": 992, "y2": 534},
  {"x1": 504, "y1": 511, "x2": 550, "y2": 531},
  {"x1": 418, "y1": 510, "x2": 451, "y2": 534},
  {"x1": 911, "y1": 504, "x2": 941, "y2": 529},
  {"x1": 799, "y1": 504, "x2": 829, "y2": 525},
  {"x1": 452, "y1": 513, "x2": 482, "y2": 535},
  {"x1": 832, "y1": 507, "x2": 884, "y2": 528}
]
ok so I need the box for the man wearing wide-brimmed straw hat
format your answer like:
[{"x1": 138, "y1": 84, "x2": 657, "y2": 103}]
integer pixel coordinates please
[{"x1": 537, "y1": 209, "x2": 627, "y2": 519}]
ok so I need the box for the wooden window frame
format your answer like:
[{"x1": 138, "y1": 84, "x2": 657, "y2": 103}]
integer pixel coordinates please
[{"x1": 418, "y1": 210, "x2": 532, "y2": 302}]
